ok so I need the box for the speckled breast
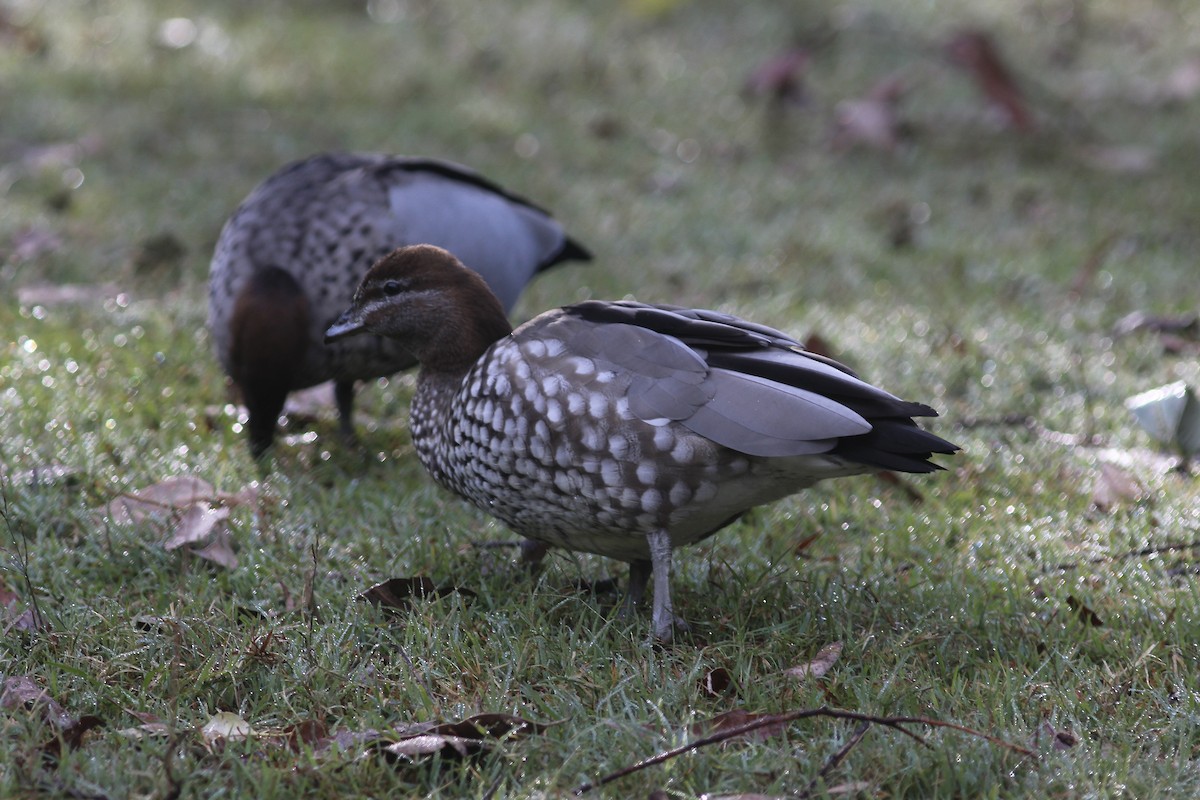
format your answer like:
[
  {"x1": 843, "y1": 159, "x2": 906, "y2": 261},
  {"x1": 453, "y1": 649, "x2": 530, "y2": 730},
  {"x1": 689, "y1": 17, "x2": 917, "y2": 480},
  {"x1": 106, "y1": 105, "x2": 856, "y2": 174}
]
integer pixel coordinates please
[{"x1": 409, "y1": 332, "x2": 803, "y2": 563}]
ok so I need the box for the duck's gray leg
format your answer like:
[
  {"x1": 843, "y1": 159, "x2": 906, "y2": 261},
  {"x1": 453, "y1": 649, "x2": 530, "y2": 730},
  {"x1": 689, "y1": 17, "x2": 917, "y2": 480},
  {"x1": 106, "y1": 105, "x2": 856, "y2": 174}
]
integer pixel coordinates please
[
  {"x1": 623, "y1": 559, "x2": 651, "y2": 618},
  {"x1": 647, "y1": 529, "x2": 687, "y2": 642},
  {"x1": 334, "y1": 380, "x2": 357, "y2": 443}
]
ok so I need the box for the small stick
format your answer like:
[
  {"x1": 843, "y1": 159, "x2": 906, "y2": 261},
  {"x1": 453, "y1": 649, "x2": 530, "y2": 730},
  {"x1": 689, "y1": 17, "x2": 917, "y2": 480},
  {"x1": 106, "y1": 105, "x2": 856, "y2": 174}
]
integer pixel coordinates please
[
  {"x1": 573, "y1": 706, "x2": 1034, "y2": 795},
  {"x1": 799, "y1": 721, "x2": 872, "y2": 798}
]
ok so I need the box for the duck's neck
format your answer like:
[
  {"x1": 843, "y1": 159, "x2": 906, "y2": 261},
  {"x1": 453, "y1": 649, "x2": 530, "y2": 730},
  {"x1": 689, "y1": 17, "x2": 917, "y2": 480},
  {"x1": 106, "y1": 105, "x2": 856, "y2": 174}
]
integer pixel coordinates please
[{"x1": 409, "y1": 364, "x2": 475, "y2": 494}]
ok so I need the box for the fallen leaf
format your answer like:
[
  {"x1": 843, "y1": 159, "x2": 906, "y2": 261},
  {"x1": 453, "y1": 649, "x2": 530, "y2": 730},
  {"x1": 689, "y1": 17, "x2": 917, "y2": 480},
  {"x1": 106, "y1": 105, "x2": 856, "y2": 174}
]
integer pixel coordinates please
[
  {"x1": 8, "y1": 226, "x2": 63, "y2": 264},
  {"x1": 41, "y1": 715, "x2": 105, "y2": 763},
  {"x1": 1, "y1": 676, "x2": 73, "y2": 728},
  {"x1": 700, "y1": 667, "x2": 736, "y2": 698},
  {"x1": 742, "y1": 49, "x2": 810, "y2": 106},
  {"x1": 283, "y1": 719, "x2": 329, "y2": 751},
  {"x1": 785, "y1": 641, "x2": 843, "y2": 681},
  {"x1": 115, "y1": 710, "x2": 171, "y2": 741},
  {"x1": 1077, "y1": 145, "x2": 1157, "y2": 175},
  {"x1": 283, "y1": 382, "x2": 338, "y2": 417},
  {"x1": 1091, "y1": 462, "x2": 1143, "y2": 511},
  {"x1": 163, "y1": 503, "x2": 229, "y2": 550},
  {"x1": 831, "y1": 74, "x2": 908, "y2": 152},
  {"x1": 692, "y1": 710, "x2": 789, "y2": 741},
  {"x1": 102, "y1": 476, "x2": 216, "y2": 524},
  {"x1": 1108, "y1": 311, "x2": 1195, "y2": 340},
  {"x1": 1034, "y1": 720, "x2": 1078, "y2": 750},
  {"x1": 202, "y1": 711, "x2": 252, "y2": 750},
  {"x1": 1066, "y1": 595, "x2": 1103, "y2": 627},
  {"x1": 1161, "y1": 57, "x2": 1200, "y2": 104},
  {"x1": 944, "y1": 29, "x2": 1035, "y2": 131},
  {"x1": 190, "y1": 525, "x2": 239, "y2": 570},
  {"x1": 358, "y1": 577, "x2": 476, "y2": 611},
  {"x1": 373, "y1": 713, "x2": 552, "y2": 766}
]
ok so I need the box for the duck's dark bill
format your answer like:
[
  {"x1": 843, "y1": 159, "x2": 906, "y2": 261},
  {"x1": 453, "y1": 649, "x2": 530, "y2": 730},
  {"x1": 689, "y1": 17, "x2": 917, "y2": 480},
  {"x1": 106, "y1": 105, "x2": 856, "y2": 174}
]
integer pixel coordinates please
[{"x1": 324, "y1": 314, "x2": 365, "y2": 343}]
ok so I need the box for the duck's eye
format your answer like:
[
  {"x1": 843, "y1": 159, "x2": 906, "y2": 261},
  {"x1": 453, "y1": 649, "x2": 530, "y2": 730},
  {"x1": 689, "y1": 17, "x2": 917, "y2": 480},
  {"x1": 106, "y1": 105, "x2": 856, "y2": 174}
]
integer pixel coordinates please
[{"x1": 383, "y1": 280, "x2": 403, "y2": 296}]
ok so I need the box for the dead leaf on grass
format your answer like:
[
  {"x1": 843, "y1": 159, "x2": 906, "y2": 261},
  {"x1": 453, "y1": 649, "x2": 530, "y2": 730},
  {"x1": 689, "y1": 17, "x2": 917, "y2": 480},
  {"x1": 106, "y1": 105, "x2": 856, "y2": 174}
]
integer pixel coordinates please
[
  {"x1": 115, "y1": 710, "x2": 171, "y2": 741},
  {"x1": 1077, "y1": 145, "x2": 1157, "y2": 175},
  {"x1": 7, "y1": 226, "x2": 63, "y2": 264},
  {"x1": 1091, "y1": 462, "x2": 1144, "y2": 511},
  {"x1": 163, "y1": 503, "x2": 229, "y2": 550},
  {"x1": 700, "y1": 667, "x2": 736, "y2": 698},
  {"x1": 785, "y1": 641, "x2": 843, "y2": 681},
  {"x1": 691, "y1": 710, "x2": 789, "y2": 741},
  {"x1": 831, "y1": 74, "x2": 909, "y2": 153},
  {"x1": 373, "y1": 713, "x2": 553, "y2": 765},
  {"x1": 1066, "y1": 595, "x2": 1103, "y2": 627},
  {"x1": 202, "y1": 711, "x2": 253, "y2": 751},
  {"x1": 97, "y1": 476, "x2": 259, "y2": 570},
  {"x1": 1, "y1": 676, "x2": 74, "y2": 728},
  {"x1": 1034, "y1": 720, "x2": 1078, "y2": 751},
  {"x1": 742, "y1": 49, "x2": 810, "y2": 106},
  {"x1": 41, "y1": 715, "x2": 105, "y2": 763},
  {"x1": 1112, "y1": 310, "x2": 1199, "y2": 339},
  {"x1": 358, "y1": 577, "x2": 477, "y2": 611},
  {"x1": 1, "y1": 676, "x2": 104, "y2": 763},
  {"x1": 944, "y1": 29, "x2": 1035, "y2": 132}
]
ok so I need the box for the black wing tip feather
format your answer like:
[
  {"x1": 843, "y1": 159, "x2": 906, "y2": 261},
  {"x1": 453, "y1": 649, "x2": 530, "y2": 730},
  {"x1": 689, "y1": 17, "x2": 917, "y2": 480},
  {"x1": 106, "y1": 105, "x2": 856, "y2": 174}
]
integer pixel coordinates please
[
  {"x1": 541, "y1": 236, "x2": 593, "y2": 271},
  {"x1": 832, "y1": 420, "x2": 960, "y2": 473}
]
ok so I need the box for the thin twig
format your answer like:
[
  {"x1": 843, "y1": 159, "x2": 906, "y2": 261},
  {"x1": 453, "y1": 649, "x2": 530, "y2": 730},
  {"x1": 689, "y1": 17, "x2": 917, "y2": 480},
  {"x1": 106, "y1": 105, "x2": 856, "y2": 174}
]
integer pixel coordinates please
[
  {"x1": 0, "y1": 476, "x2": 46, "y2": 631},
  {"x1": 1044, "y1": 538, "x2": 1200, "y2": 573},
  {"x1": 573, "y1": 706, "x2": 1034, "y2": 795},
  {"x1": 799, "y1": 721, "x2": 872, "y2": 799}
]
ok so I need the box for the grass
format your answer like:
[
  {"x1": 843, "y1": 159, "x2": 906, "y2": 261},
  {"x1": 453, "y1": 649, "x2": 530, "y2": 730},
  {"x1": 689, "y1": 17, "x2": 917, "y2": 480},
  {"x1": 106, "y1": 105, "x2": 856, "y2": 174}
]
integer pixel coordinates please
[{"x1": 4, "y1": 0, "x2": 1200, "y2": 796}]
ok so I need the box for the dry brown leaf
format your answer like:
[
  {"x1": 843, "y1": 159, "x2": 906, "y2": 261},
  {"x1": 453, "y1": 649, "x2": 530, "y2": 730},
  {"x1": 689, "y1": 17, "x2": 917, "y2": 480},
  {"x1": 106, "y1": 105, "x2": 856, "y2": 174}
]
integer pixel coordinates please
[
  {"x1": 16, "y1": 282, "x2": 122, "y2": 307},
  {"x1": 373, "y1": 713, "x2": 553, "y2": 766},
  {"x1": 743, "y1": 49, "x2": 810, "y2": 105},
  {"x1": 1, "y1": 676, "x2": 73, "y2": 728},
  {"x1": 785, "y1": 641, "x2": 843, "y2": 681},
  {"x1": 190, "y1": 525, "x2": 239, "y2": 570},
  {"x1": 832, "y1": 74, "x2": 908, "y2": 153},
  {"x1": 1161, "y1": 57, "x2": 1200, "y2": 103},
  {"x1": 1078, "y1": 145, "x2": 1157, "y2": 175},
  {"x1": 115, "y1": 710, "x2": 171, "y2": 740},
  {"x1": 358, "y1": 577, "x2": 477, "y2": 611},
  {"x1": 1034, "y1": 721, "x2": 1079, "y2": 751},
  {"x1": 1091, "y1": 462, "x2": 1144, "y2": 511},
  {"x1": 691, "y1": 710, "x2": 789, "y2": 741},
  {"x1": 102, "y1": 476, "x2": 216, "y2": 524},
  {"x1": 202, "y1": 711, "x2": 252, "y2": 751},
  {"x1": 944, "y1": 29, "x2": 1034, "y2": 131},
  {"x1": 1066, "y1": 595, "x2": 1103, "y2": 627},
  {"x1": 8, "y1": 227, "x2": 64, "y2": 265},
  {"x1": 164, "y1": 503, "x2": 229, "y2": 550},
  {"x1": 699, "y1": 667, "x2": 736, "y2": 698}
]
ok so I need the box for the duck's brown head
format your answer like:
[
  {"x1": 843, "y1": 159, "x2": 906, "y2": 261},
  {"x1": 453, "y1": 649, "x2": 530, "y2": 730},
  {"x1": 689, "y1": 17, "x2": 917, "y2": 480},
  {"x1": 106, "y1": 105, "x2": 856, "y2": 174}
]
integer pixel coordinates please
[{"x1": 324, "y1": 244, "x2": 513, "y2": 371}]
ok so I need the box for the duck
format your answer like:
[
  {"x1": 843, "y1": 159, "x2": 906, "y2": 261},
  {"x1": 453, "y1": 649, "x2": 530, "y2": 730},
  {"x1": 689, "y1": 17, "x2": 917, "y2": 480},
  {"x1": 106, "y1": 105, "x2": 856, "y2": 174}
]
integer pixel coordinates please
[
  {"x1": 207, "y1": 152, "x2": 591, "y2": 458},
  {"x1": 325, "y1": 245, "x2": 959, "y2": 641}
]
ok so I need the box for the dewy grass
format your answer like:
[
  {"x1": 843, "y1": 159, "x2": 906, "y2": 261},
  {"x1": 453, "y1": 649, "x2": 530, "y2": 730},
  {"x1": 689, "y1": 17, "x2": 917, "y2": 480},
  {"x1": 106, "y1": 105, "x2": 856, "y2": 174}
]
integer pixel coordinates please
[{"x1": 4, "y1": 0, "x2": 1200, "y2": 797}]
